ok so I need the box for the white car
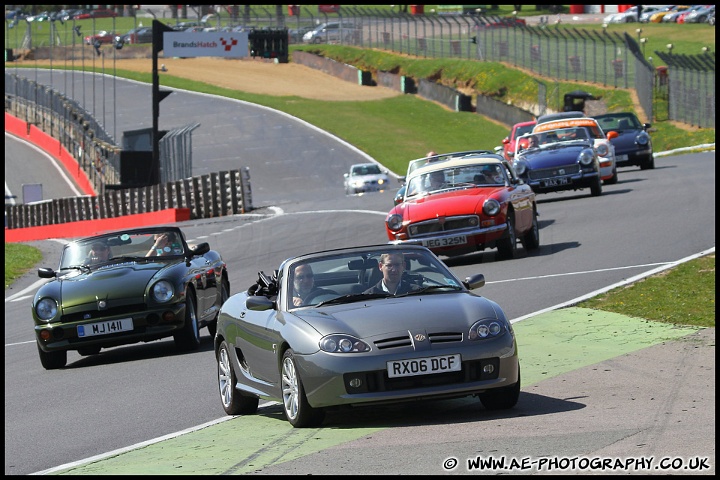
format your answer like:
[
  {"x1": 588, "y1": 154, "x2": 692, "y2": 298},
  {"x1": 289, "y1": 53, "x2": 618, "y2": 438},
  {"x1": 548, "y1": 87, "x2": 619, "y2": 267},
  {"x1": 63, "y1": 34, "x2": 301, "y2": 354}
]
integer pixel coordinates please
[
  {"x1": 343, "y1": 163, "x2": 391, "y2": 194},
  {"x1": 604, "y1": 6, "x2": 641, "y2": 23},
  {"x1": 606, "y1": 5, "x2": 665, "y2": 23}
]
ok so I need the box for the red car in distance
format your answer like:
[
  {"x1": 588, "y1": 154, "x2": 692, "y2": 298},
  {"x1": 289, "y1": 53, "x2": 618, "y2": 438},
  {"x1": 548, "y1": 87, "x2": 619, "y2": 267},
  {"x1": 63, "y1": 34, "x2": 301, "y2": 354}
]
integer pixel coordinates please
[
  {"x1": 501, "y1": 120, "x2": 536, "y2": 162},
  {"x1": 84, "y1": 30, "x2": 117, "y2": 45},
  {"x1": 75, "y1": 9, "x2": 118, "y2": 19}
]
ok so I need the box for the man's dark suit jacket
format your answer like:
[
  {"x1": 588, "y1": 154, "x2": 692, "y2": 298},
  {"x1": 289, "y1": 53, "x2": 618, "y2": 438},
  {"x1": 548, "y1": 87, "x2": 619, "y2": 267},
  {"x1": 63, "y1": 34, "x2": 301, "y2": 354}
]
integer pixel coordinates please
[{"x1": 363, "y1": 280, "x2": 420, "y2": 295}]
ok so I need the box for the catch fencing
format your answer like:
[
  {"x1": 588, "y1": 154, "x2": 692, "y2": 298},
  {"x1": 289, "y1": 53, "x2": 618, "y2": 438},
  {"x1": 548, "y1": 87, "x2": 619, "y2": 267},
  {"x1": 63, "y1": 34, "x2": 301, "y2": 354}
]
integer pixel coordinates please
[
  {"x1": 5, "y1": 72, "x2": 200, "y2": 190},
  {"x1": 654, "y1": 51, "x2": 715, "y2": 129},
  {"x1": 6, "y1": 8, "x2": 714, "y2": 127},
  {"x1": 284, "y1": 7, "x2": 715, "y2": 128},
  {"x1": 5, "y1": 72, "x2": 122, "y2": 191}
]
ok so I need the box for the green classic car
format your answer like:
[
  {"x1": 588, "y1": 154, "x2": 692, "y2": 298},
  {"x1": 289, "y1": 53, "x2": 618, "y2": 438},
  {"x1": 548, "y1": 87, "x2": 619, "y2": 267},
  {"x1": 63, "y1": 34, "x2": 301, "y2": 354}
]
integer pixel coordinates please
[{"x1": 32, "y1": 226, "x2": 230, "y2": 369}]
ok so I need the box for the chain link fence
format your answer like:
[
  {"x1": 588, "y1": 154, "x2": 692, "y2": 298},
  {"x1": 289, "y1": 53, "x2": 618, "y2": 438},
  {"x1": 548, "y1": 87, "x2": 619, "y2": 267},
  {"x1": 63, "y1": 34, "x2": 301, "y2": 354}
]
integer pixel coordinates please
[
  {"x1": 281, "y1": 8, "x2": 714, "y2": 128},
  {"x1": 5, "y1": 8, "x2": 715, "y2": 142}
]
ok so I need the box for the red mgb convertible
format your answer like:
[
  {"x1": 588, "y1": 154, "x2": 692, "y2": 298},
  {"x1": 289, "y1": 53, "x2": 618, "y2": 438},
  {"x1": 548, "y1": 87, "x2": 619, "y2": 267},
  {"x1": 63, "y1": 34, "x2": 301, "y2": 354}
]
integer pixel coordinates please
[{"x1": 385, "y1": 151, "x2": 539, "y2": 260}]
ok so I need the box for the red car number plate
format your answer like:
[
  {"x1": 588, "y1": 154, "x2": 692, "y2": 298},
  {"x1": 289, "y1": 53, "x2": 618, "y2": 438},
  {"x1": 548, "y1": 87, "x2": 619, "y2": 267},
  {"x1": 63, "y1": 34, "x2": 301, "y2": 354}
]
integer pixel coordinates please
[{"x1": 422, "y1": 235, "x2": 467, "y2": 248}]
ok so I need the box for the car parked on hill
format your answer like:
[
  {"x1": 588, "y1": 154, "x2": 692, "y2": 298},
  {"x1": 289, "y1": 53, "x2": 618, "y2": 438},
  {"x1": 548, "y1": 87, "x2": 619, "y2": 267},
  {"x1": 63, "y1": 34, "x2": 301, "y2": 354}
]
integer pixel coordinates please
[
  {"x1": 649, "y1": 5, "x2": 690, "y2": 23},
  {"x1": 603, "y1": 5, "x2": 647, "y2": 23},
  {"x1": 639, "y1": 5, "x2": 668, "y2": 22},
  {"x1": 532, "y1": 116, "x2": 618, "y2": 185},
  {"x1": 593, "y1": 112, "x2": 654, "y2": 170},
  {"x1": 215, "y1": 244, "x2": 521, "y2": 427},
  {"x1": 302, "y1": 21, "x2": 356, "y2": 44},
  {"x1": 115, "y1": 27, "x2": 154, "y2": 45},
  {"x1": 662, "y1": 5, "x2": 693, "y2": 22},
  {"x1": 75, "y1": 8, "x2": 118, "y2": 19},
  {"x1": 501, "y1": 120, "x2": 537, "y2": 162},
  {"x1": 386, "y1": 151, "x2": 539, "y2": 260},
  {"x1": 32, "y1": 226, "x2": 229, "y2": 370},
  {"x1": 682, "y1": 5, "x2": 714, "y2": 23},
  {"x1": 343, "y1": 163, "x2": 391, "y2": 195},
  {"x1": 513, "y1": 126, "x2": 603, "y2": 197},
  {"x1": 84, "y1": 30, "x2": 117, "y2": 45},
  {"x1": 288, "y1": 25, "x2": 314, "y2": 43}
]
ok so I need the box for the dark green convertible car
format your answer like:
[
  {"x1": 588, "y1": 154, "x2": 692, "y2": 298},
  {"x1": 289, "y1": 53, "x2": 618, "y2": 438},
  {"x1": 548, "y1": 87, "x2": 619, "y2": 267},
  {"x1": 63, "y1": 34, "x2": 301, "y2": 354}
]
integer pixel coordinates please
[{"x1": 32, "y1": 226, "x2": 230, "y2": 369}]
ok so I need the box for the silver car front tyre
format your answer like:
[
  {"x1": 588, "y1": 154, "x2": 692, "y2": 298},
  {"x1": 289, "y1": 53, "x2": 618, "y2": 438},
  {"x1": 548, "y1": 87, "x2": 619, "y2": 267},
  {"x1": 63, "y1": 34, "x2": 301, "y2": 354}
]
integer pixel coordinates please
[{"x1": 281, "y1": 349, "x2": 325, "y2": 427}]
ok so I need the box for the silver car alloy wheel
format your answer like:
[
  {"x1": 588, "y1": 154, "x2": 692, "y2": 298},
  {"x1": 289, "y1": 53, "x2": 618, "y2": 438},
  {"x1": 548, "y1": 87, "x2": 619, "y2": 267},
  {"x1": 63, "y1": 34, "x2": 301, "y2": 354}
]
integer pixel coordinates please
[
  {"x1": 282, "y1": 356, "x2": 300, "y2": 420},
  {"x1": 218, "y1": 347, "x2": 233, "y2": 408}
]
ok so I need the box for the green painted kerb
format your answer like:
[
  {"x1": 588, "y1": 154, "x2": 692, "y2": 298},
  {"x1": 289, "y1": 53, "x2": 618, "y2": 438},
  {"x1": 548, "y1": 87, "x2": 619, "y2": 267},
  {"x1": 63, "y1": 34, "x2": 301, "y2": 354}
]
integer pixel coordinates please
[{"x1": 52, "y1": 308, "x2": 701, "y2": 475}]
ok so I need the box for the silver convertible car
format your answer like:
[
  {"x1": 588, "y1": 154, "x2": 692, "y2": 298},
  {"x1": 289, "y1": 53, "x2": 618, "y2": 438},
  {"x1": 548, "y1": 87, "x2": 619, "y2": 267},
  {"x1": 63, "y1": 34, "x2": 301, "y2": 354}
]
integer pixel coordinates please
[{"x1": 214, "y1": 244, "x2": 520, "y2": 427}]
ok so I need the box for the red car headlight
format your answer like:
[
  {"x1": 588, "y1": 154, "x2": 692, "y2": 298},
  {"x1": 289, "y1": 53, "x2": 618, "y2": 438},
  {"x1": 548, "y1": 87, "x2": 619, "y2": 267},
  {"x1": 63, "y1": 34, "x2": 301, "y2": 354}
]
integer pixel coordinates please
[
  {"x1": 387, "y1": 214, "x2": 403, "y2": 232},
  {"x1": 483, "y1": 199, "x2": 501, "y2": 216}
]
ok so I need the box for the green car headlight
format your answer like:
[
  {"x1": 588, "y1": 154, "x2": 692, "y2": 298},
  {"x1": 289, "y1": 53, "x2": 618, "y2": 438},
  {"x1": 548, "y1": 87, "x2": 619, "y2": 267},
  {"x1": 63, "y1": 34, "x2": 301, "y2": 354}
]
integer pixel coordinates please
[
  {"x1": 35, "y1": 298, "x2": 58, "y2": 321},
  {"x1": 152, "y1": 280, "x2": 174, "y2": 303}
]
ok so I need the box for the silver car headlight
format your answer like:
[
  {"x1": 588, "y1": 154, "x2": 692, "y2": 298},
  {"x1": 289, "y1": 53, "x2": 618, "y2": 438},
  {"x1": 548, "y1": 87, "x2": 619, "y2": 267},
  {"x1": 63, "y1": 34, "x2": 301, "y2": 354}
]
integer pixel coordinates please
[
  {"x1": 578, "y1": 149, "x2": 595, "y2": 166},
  {"x1": 483, "y1": 198, "x2": 501, "y2": 216},
  {"x1": 35, "y1": 298, "x2": 58, "y2": 321},
  {"x1": 469, "y1": 319, "x2": 506, "y2": 340},
  {"x1": 377, "y1": 178, "x2": 386, "y2": 185},
  {"x1": 152, "y1": 280, "x2": 174, "y2": 303},
  {"x1": 387, "y1": 214, "x2": 403, "y2": 232},
  {"x1": 320, "y1": 334, "x2": 370, "y2": 353},
  {"x1": 513, "y1": 161, "x2": 527, "y2": 176}
]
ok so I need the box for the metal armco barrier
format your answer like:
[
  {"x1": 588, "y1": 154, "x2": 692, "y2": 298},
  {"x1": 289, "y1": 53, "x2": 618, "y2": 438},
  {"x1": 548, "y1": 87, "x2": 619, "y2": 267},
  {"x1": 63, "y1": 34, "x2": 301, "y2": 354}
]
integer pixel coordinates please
[{"x1": 4, "y1": 168, "x2": 252, "y2": 229}]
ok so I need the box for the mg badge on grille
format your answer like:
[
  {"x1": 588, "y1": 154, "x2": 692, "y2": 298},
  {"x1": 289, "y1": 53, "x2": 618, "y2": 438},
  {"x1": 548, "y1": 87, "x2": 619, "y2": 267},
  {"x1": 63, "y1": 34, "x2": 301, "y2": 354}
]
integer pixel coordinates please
[{"x1": 414, "y1": 333, "x2": 426, "y2": 341}]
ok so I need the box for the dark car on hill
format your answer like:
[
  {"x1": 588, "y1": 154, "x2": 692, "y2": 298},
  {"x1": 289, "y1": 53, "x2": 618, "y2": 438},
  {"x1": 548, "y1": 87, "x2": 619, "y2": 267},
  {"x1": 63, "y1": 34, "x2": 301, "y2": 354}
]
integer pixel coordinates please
[
  {"x1": 32, "y1": 226, "x2": 229, "y2": 369},
  {"x1": 593, "y1": 112, "x2": 654, "y2": 170},
  {"x1": 115, "y1": 27, "x2": 154, "y2": 45}
]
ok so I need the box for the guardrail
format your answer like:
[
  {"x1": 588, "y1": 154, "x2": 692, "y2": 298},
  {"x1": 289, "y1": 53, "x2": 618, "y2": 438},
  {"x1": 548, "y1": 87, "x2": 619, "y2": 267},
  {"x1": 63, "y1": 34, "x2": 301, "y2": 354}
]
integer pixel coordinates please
[{"x1": 4, "y1": 168, "x2": 252, "y2": 230}]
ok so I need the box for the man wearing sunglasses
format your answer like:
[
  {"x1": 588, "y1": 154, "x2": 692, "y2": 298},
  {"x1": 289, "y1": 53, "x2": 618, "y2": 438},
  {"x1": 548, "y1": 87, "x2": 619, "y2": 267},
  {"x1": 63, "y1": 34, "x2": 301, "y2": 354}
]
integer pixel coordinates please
[{"x1": 292, "y1": 264, "x2": 318, "y2": 306}]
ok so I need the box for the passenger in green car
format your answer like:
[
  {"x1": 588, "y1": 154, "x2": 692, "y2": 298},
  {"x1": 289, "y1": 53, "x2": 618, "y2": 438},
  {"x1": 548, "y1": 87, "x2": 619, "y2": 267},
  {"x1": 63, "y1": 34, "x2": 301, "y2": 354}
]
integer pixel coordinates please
[{"x1": 86, "y1": 241, "x2": 112, "y2": 264}]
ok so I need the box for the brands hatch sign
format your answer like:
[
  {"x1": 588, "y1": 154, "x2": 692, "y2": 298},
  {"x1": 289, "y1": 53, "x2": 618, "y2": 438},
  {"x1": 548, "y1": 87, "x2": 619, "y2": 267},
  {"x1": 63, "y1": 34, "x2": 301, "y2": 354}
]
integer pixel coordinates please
[{"x1": 163, "y1": 32, "x2": 249, "y2": 58}]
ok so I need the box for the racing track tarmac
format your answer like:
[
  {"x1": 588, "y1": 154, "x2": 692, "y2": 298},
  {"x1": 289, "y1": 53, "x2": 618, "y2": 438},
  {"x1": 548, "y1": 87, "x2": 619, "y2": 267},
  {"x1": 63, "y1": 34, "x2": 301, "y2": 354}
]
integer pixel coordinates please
[{"x1": 38, "y1": 307, "x2": 715, "y2": 475}]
